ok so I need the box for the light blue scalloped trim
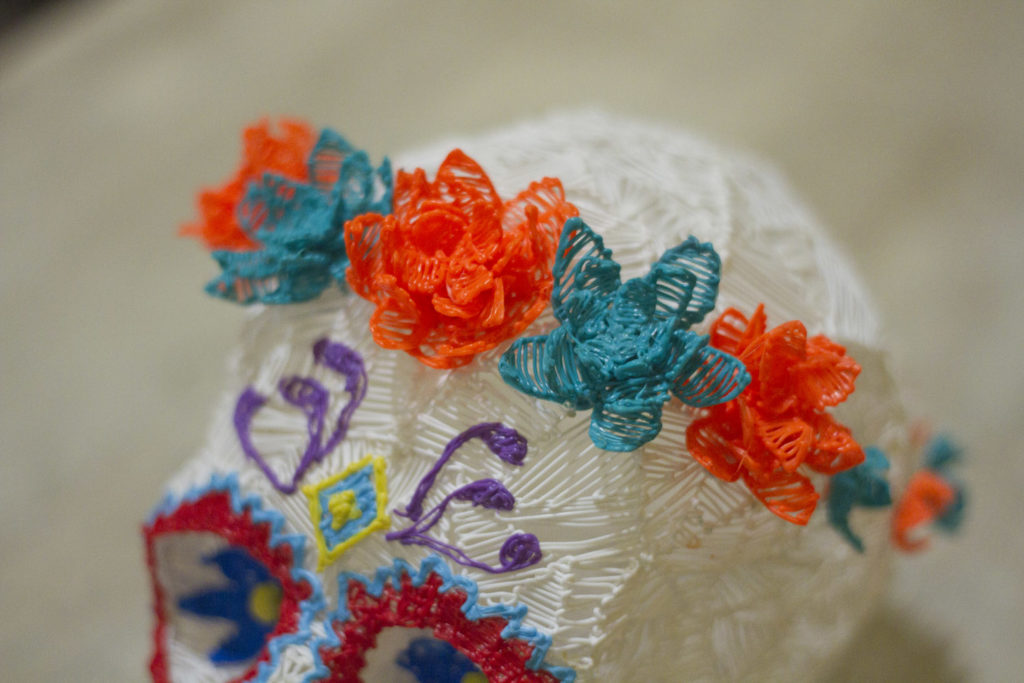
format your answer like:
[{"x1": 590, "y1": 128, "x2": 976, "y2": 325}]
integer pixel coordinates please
[
  {"x1": 303, "y1": 554, "x2": 576, "y2": 682},
  {"x1": 148, "y1": 473, "x2": 325, "y2": 683}
]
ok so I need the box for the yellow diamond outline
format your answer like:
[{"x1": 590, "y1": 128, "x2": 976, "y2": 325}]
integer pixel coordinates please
[{"x1": 302, "y1": 454, "x2": 390, "y2": 571}]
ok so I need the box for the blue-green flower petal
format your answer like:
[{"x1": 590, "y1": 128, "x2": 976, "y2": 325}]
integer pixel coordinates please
[
  {"x1": 827, "y1": 447, "x2": 892, "y2": 552},
  {"x1": 551, "y1": 217, "x2": 620, "y2": 320},
  {"x1": 499, "y1": 328, "x2": 594, "y2": 410},
  {"x1": 671, "y1": 341, "x2": 750, "y2": 407},
  {"x1": 649, "y1": 235, "x2": 721, "y2": 326},
  {"x1": 589, "y1": 398, "x2": 664, "y2": 452}
]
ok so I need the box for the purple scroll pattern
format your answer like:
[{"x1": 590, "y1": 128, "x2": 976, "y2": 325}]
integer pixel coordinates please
[
  {"x1": 387, "y1": 423, "x2": 543, "y2": 574},
  {"x1": 234, "y1": 338, "x2": 367, "y2": 494}
]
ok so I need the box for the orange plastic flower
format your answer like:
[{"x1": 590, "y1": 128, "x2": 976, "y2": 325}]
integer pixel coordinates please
[
  {"x1": 344, "y1": 150, "x2": 578, "y2": 369},
  {"x1": 891, "y1": 469, "x2": 957, "y2": 552},
  {"x1": 181, "y1": 118, "x2": 316, "y2": 250},
  {"x1": 686, "y1": 304, "x2": 864, "y2": 524}
]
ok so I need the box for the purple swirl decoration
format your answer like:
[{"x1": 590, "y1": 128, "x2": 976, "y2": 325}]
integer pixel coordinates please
[
  {"x1": 234, "y1": 338, "x2": 367, "y2": 494},
  {"x1": 386, "y1": 423, "x2": 542, "y2": 574}
]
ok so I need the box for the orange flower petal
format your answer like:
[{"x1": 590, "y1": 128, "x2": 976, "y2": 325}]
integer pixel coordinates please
[
  {"x1": 502, "y1": 178, "x2": 578, "y2": 251},
  {"x1": 754, "y1": 320, "x2": 807, "y2": 413},
  {"x1": 344, "y1": 213, "x2": 390, "y2": 300},
  {"x1": 798, "y1": 335, "x2": 861, "y2": 408},
  {"x1": 446, "y1": 260, "x2": 495, "y2": 306},
  {"x1": 435, "y1": 149, "x2": 502, "y2": 211},
  {"x1": 396, "y1": 247, "x2": 449, "y2": 295},
  {"x1": 709, "y1": 304, "x2": 766, "y2": 357},
  {"x1": 405, "y1": 206, "x2": 466, "y2": 256},
  {"x1": 480, "y1": 277, "x2": 506, "y2": 328},
  {"x1": 742, "y1": 468, "x2": 819, "y2": 525},
  {"x1": 757, "y1": 417, "x2": 814, "y2": 472},
  {"x1": 805, "y1": 413, "x2": 865, "y2": 474},
  {"x1": 686, "y1": 413, "x2": 745, "y2": 482},
  {"x1": 431, "y1": 294, "x2": 483, "y2": 320},
  {"x1": 367, "y1": 274, "x2": 428, "y2": 351}
]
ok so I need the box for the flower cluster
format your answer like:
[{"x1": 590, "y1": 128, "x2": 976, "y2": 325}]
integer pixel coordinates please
[
  {"x1": 686, "y1": 304, "x2": 865, "y2": 524},
  {"x1": 345, "y1": 149, "x2": 578, "y2": 368},
  {"x1": 892, "y1": 434, "x2": 966, "y2": 551},
  {"x1": 500, "y1": 218, "x2": 750, "y2": 452},
  {"x1": 185, "y1": 118, "x2": 392, "y2": 304},
  {"x1": 182, "y1": 118, "x2": 316, "y2": 251}
]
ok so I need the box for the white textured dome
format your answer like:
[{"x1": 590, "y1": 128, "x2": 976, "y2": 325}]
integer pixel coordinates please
[{"x1": 149, "y1": 111, "x2": 912, "y2": 682}]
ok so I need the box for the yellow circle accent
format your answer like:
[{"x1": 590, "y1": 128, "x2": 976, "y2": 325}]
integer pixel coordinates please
[
  {"x1": 248, "y1": 581, "x2": 283, "y2": 625},
  {"x1": 461, "y1": 673, "x2": 488, "y2": 683},
  {"x1": 327, "y1": 490, "x2": 362, "y2": 529}
]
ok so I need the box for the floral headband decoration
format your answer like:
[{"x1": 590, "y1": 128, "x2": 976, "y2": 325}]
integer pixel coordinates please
[
  {"x1": 183, "y1": 117, "x2": 965, "y2": 534},
  {"x1": 184, "y1": 118, "x2": 392, "y2": 304},
  {"x1": 891, "y1": 433, "x2": 966, "y2": 552}
]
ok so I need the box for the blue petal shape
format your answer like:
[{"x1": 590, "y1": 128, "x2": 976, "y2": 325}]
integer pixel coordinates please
[
  {"x1": 178, "y1": 587, "x2": 247, "y2": 620},
  {"x1": 935, "y1": 486, "x2": 966, "y2": 531},
  {"x1": 499, "y1": 328, "x2": 595, "y2": 409},
  {"x1": 206, "y1": 249, "x2": 334, "y2": 304},
  {"x1": 556, "y1": 289, "x2": 608, "y2": 338},
  {"x1": 210, "y1": 545, "x2": 274, "y2": 588},
  {"x1": 609, "y1": 279, "x2": 658, "y2": 327},
  {"x1": 589, "y1": 399, "x2": 665, "y2": 452},
  {"x1": 396, "y1": 636, "x2": 483, "y2": 683},
  {"x1": 308, "y1": 128, "x2": 356, "y2": 194},
  {"x1": 827, "y1": 447, "x2": 892, "y2": 552},
  {"x1": 308, "y1": 128, "x2": 393, "y2": 219},
  {"x1": 337, "y1": 151, "x2": 393, "y2": 219},
  {"x1": 178, "y1": 547, "x2": 281, "y2": 665},
  {"x1": 551, "y1": 217, "x2": 620, "y2": 319},
  {"x1": 922, "y1": 434, "x2": 967, "y2": 533},
  {"x1": 240, "y1": 174, "x2": 336, "y2": 249},
  {"x1": 924, "y1": 435, "x2": 962, "y2": 471},
  {"x1": 671, "y1": 340, "x2": 750, "y2": 408},
  {"x1": 649, "y1": 236, "x2": 721, "y2": 326}
]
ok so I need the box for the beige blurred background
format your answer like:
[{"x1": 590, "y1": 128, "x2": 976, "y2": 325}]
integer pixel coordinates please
[{"x1": 2, "y1": 1, "x2": 1022, "y2": 680}]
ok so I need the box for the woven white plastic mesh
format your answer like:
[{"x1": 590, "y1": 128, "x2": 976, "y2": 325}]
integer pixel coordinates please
[{"x1": 157, "y1": 111, "x2": 912, "y2": 682}]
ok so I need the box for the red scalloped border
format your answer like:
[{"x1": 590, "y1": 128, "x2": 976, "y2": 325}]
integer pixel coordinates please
[
  {"x1": 319, "y1": 570, "x2": 557, "y2": 682},
  {"x1": 143, "y1": 490, "x2": 311, "y2": 682}
]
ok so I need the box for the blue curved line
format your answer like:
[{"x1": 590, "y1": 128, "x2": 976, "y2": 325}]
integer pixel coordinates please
[
  {"x1": 147, "y1": 473, "x2": 325, "y2": 682},
  {"x1": 303, "y1": 554, "x2": 576, "y2": 683}
]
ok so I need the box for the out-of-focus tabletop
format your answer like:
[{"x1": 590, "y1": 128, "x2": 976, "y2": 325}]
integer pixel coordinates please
[{"x1": 1, "y1": 2, "x2": 1021, "y2": 680}]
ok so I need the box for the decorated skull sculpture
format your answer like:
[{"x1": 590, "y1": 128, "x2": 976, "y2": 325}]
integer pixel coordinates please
[{"x1": 144, "y1": 111, "x2": 962, "y2": 682}]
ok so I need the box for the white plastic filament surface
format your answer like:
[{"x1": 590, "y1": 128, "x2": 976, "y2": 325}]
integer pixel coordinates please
[{"x1": 153, "y1": 111, "x2": 911, "y2": 682}]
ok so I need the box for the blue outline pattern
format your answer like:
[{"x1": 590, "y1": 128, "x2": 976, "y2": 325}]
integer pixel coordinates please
[
  {"x1": 304, "y1": 555, "x2": 576, "y2": 682},
  {"x1": 316, "y1": 464, "x2": 380, "y2": 551},
  {"x1": 148, "y1": 474, "x2": 325, "y2": 682}
]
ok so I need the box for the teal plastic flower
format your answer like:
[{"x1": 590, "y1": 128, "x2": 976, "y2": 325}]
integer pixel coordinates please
[
  {"x1": 499, "y1": 217, "x2": 750, "y2": 452},
  {"x1": 207, "y1": 129, "x2": 392, "y2": 304}
]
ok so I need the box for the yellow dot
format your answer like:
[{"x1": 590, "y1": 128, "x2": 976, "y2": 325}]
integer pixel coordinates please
[
  {"x1": 327, "y1": 490, "x2": 362, "y2": 529},
  {"x1": 461, "y1": 673, "x2": 488, "y2": 683},
  {"x1": 248, "y1": 581, "x2": 283, "y2": 625}
]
